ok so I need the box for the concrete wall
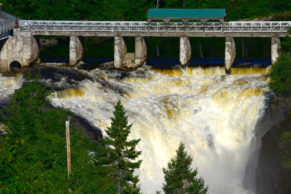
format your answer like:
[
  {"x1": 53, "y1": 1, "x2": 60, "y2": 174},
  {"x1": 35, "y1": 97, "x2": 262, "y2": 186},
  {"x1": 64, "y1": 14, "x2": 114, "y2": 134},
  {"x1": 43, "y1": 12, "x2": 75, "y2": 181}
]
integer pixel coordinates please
[
  {"x1": 114, "y1": 36, "x2": 127, "y2": 69},
  {"x1": 0, "y1": 28, "x2": 39, "y2": 73},
  {"x1": 179, "y1": 37, "x2": 191, "y2": 66},
  {"x1": 69, "y1": 36, "x2": 83, "y2": 66},
  {"x1": 135, "y1": 36, "x2": 147, "y2": 67},
  {"x1": 225, "y1": 37, "x2": 236, "y2": 74},
  {"x1": 271, "y1": 37, "x2": 281, "y2": 65}
]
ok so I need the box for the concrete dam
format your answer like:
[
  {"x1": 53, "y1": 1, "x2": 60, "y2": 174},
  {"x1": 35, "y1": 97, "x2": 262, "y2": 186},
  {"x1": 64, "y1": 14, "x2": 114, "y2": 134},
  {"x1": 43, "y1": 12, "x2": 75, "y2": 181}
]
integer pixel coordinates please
[{"x1": 0, "y1": 8, "x2": 290, "y2": 73}]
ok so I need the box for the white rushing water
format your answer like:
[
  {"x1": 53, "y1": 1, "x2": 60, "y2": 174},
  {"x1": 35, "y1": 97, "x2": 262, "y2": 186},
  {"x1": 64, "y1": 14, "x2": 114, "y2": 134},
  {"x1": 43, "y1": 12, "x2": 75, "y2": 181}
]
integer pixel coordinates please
[
  {"x1": 0, "y1": 73, "x2": 23, "y2": 102},
  {"x1": 47, "y1": 66, "x2": 269, "y2": 194}
]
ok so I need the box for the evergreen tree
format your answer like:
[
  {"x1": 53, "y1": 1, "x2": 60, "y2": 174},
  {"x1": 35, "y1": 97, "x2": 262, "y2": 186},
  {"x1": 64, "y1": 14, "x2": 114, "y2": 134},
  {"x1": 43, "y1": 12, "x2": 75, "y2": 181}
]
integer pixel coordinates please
[
  {"x1": 163, "y1": 143, "x2": 208, "y2": 194},
  {"x1": 0, "y1": 79, "x2": 113, "y2": 193},
  {"x1": 96, "y1": 101, "x2": 142, "y2": 194}
]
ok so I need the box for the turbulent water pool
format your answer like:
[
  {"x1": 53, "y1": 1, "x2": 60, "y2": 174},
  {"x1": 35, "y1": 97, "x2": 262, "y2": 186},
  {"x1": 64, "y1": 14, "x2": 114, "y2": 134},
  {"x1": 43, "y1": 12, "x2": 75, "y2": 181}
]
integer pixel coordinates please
[{"x1": 0, "y1": 65, "x2": 271, "y2": 194}]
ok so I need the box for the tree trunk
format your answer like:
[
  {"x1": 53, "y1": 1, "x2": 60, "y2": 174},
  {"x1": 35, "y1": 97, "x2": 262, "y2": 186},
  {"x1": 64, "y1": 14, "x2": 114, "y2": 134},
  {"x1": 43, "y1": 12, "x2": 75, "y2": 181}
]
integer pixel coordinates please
[
  {"x1": 156, "y1": 0, "x2": 160, "y2": 8},
  {"x1": 156, "y1": 45, "x2": 160, "y2": 57},
  {"x1": 199, "y1": 43, "x2": 204, "y2": 58},
  {"x1": 117, "y1": 169, "x2": 122, "y2": 194},
  {"x1": 182, "y1": 0, "x2": 186, "y2": 7},
  {"x1": 242, "y1": 39, "x2": 245, "y2": 57}
]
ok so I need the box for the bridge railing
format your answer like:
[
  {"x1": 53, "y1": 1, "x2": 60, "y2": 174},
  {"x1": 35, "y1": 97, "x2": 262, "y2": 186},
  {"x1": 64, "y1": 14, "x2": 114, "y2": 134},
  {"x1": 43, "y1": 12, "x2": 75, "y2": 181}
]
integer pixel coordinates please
[
  {"x1": 19, "y1": 20, "x2": 291, "y2": 33},
  {"x1": 0, "y1": 11, "x2": 16, "y2": 39}
]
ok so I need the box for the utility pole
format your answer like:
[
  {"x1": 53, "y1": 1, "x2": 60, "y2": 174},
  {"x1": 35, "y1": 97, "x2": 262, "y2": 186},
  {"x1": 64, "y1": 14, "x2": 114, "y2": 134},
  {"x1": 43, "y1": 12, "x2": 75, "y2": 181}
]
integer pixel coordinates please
[{"x1": 66, "y1": 118, "x2": 71, "y2": 178}]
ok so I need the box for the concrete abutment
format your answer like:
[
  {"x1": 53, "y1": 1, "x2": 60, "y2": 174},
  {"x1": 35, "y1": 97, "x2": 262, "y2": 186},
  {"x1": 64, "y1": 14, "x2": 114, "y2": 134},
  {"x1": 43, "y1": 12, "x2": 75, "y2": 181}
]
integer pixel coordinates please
[
  {"x1": 135, "y1": 36, "x2": 147, "y2": 67},
  {"x1": 114, "y1": 36, "x2": 127, "y2": 69},
  {"x1": 225, "y1": 37, "x2": 236, "y2": 74},
  {"x1": 271, "y1": 37, "x2": 281, "y2": 65},
  {"x1": 69, "y1": 36, "x2": 83, "y2": 66},
  {"x1": 0, "y1": 28, "x2": 39, "y2": 73},
  {"x1": 179, "y1": 37, "x2": 191, "y2": 66}
]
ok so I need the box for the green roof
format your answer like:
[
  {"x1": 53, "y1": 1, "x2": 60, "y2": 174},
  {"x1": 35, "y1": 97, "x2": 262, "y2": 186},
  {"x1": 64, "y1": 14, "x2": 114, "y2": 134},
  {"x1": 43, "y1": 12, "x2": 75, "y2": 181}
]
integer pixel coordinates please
[{"x1": 147, "y1": 9, "x2": 226, "y2": 19}]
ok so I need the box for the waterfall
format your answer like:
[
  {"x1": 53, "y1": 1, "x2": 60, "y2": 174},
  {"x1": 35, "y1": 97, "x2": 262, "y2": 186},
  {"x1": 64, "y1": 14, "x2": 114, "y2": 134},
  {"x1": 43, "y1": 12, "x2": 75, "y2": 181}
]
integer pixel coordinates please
[{"x1": 47, "y1": 65, "x2": 270, "y2": 194}]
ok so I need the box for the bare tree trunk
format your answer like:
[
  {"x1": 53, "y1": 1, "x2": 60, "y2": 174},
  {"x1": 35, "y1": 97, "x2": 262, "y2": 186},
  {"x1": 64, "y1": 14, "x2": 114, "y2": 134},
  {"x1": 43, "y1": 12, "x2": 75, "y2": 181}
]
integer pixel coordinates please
[
  {"x1": 246, "y1": 48, "x2": 248, "y2": 58},
  {"x1": 156, "y1": 0, "x2": 160, "y2": 8},
  {"x1": 182, "y1": 0, "x2": 186, "y2": 7},
  {"x1": 156, "y1": 45, "x2": 160, "y2": 57},
  {"x1": 117, "y1": 169, "x2": 122, "y2": 194},
  {"x1": 242, "y1": 39, "x2": 245, "y2": 57},
  {"x1": 199, "y1": 43, "x2": 204, "y2": 58}
]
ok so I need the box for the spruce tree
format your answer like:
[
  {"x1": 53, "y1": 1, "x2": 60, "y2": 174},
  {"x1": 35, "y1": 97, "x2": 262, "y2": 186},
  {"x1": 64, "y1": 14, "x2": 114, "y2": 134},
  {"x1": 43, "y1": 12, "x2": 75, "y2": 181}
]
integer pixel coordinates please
[
  {"x1": 97, "y1": 101, "x2": 142, "y2": 194},
  {"x1": 163, "y1": 143, "x2": 208, "y2": 194}
]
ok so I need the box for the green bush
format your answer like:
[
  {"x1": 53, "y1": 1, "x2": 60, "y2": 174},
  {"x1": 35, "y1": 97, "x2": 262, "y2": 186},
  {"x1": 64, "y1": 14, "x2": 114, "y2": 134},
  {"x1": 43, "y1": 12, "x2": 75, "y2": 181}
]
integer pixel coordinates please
[{"x1": 269, "y1": 53, "x2": 291, "y2": 96}]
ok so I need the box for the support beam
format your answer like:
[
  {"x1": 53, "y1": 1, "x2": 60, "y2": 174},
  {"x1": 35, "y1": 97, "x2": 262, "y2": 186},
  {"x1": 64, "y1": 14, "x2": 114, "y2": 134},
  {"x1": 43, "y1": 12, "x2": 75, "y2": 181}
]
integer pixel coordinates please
[
  {"x1": 224, "y1": 37, "x2": 236, "y2": 74},
  {"x1": 179, "y1": 37, "x2": 191, "y2": 66},
  {"x1": 271, "y1": 37, "x2": 281, "y2": 65},
  {"x1": 69, "y1": 36, "x2": 83, "y2": 66},
  {"x1": 135, "y1": 36, "x2": 147, "y2": 67},
  {"x1": 0, "y1": 28, "x2": 39, "y2": 73},
  {"x1": 114, "y1": 36, "x2": 127, "y2": 69}
]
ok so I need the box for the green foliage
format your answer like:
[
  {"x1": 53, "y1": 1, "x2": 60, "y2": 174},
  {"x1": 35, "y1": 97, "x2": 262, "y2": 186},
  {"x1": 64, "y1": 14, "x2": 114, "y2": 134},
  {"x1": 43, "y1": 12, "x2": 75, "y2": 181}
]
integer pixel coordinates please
[
  {"x1": 269, "y1": 53, "x2": 291, "y2": 95},
  {"x1": 96, "y1": 101, "x2": 142, "y2": 193},
  {"x1": 269, "y1": 28, "x2": 291, "y2": 96},
  {"x1": 281, "y1": 28, "x2": 291, "y2": 53},
  {"x1": 0, "y1": 79, "x2": 112, "y2": 193},
  {"x1": 163, "y1": 143, "x2": 208, "y2": 194},
  {"x1": 1, "y1": 0, "x2": 290, "y2": 21}
]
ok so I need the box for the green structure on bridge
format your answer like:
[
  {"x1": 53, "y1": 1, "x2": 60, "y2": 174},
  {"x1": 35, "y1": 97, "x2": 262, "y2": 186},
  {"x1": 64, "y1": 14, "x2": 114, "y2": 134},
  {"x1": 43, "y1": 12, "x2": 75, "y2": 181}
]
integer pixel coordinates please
[{"x1": 147, "y1": 9, "x2": 226, "y2": 23}]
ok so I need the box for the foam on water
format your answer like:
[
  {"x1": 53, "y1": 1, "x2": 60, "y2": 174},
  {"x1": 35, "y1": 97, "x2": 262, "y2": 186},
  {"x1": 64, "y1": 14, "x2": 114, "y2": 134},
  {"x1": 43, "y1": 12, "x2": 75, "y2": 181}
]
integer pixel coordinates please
[
  {"x1": 48, "y1": 66, "x2": 269, "y2": 194},
  {"x1": 0, "y1": 73, "x2": 23, "y2": 102}
]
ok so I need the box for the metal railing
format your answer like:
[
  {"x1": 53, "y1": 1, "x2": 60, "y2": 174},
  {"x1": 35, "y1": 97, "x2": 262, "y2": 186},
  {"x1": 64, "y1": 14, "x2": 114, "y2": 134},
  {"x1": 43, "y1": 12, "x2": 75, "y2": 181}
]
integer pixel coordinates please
[
  {"x1": 0, "y1": 10, "x2": 16, "y2": 39},
  {"x1": 19, "y1": 20, "x2": 291, "y2": 33}
]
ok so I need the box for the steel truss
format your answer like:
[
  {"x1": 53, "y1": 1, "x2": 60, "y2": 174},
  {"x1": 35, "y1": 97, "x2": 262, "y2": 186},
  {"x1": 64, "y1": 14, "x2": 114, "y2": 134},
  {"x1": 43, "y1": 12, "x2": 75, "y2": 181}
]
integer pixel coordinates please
[{"x1": 19, "y1": 20, "x2": 291, "y2": 33}]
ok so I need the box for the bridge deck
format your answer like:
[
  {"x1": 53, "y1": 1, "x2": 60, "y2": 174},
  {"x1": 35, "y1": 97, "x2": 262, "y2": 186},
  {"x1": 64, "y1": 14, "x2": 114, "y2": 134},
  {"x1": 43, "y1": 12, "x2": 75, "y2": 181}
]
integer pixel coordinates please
[{"x1": 19, "y1": 20, "x2": 291, "y2": 37}]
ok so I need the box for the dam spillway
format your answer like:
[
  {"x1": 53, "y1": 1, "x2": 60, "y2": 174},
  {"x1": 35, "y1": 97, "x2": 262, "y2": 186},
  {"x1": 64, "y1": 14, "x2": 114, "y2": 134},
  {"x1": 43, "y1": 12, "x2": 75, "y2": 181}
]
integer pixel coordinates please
[{"x1": 34, "y1": 65, "x2": 271, "y2": 194}]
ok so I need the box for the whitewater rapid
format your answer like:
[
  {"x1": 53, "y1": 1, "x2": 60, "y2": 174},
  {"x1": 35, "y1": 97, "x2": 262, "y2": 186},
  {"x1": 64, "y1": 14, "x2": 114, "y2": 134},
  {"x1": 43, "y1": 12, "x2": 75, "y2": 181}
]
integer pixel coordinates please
[
  {"x1": 46, "y1": 65, "x2": 269, "y2": 194},
  {"x1": 0, "y1": 73, "x2": 23, "y2": 103}
]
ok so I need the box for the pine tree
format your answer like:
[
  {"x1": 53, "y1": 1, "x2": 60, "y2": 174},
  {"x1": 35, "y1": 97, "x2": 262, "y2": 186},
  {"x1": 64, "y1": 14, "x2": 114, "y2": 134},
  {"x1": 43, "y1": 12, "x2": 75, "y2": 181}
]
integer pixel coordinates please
[
  {"x1": 163, "y1": 143, "x2": 208, "y2": 194},
  {"x1": 97, "y1": 101, "x2": 142, "y2": 194}
]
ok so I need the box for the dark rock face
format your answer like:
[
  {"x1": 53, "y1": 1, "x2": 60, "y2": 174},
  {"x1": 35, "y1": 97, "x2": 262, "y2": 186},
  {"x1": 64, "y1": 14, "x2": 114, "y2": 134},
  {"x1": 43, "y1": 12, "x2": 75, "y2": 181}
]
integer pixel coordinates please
[{"x1": 256, "y1": 97, "x2": 291, "y2": 194}]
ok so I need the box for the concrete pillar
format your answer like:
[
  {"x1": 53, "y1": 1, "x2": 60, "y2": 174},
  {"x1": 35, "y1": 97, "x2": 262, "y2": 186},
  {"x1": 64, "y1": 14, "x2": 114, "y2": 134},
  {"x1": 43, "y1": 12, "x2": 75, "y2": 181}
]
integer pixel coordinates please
[
  {"x1": 69, "y1": 36, "x2": 83, "y2": 66},
  {"x1": 225, "y1": 37, "x2": 236, "y2": 74},
  {"x1": 271, "y1": 37, "x2": 281, "y2": 65},
  {"x1": 135, "y1": 36, "x2": 147, "y2": 67},
  {"x1": 179, "y1": 37, "x2": 191, "y2": 66},
  {"x1": 114, "y1": 36, "x2": 127, "y2": 69}
]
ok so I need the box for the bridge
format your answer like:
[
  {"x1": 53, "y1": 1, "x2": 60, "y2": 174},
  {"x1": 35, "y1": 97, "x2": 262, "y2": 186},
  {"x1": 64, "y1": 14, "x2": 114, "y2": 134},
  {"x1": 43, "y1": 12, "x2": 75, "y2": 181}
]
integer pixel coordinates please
[
  {"x1": 0, "y1": 9, "x2": 290, "y2": 73},
  {"x1": 19, "y1": 20, "x2": 290, "y2": 37}
]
